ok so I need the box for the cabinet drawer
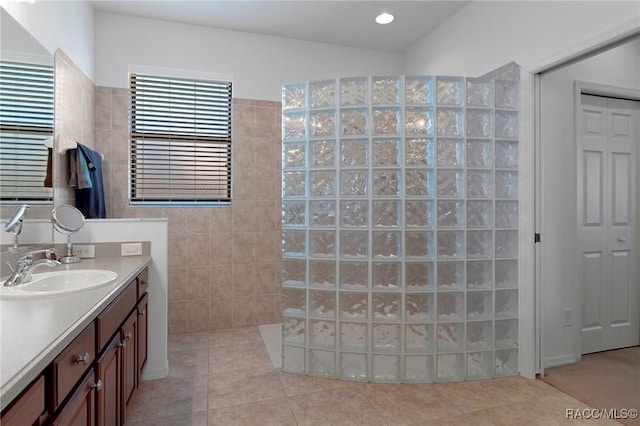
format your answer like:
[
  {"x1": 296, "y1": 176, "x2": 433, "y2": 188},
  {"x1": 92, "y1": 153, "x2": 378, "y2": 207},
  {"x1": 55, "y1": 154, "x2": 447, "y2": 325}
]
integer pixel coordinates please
[
  {"x1": 52, "y1": 323, "x2": 96, "y2": 409},
  {"x1": 136, "y1": 268, "x2": 149, "y2": 300},
  {"x1": 1, "y1": 375, "x2": 46, "y2": 426},
  {"x1": 96, "y1": 281, "x2": 137, "y2": 351}
]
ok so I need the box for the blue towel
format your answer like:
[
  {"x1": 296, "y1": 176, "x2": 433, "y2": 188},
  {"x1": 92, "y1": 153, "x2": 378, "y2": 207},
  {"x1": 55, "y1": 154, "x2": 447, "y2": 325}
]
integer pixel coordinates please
[
  {"x1": 68, "y1": 146, "x2": 93, "y2": 189},
  {"x1": 74, "y1": 143, "x2": 106, "y2": 219}
]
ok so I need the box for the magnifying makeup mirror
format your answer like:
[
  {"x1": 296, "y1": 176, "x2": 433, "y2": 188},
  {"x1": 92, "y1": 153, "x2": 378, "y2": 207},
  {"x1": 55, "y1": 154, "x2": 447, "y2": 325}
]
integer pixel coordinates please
[
  {"x1": 52, "y1": 205, "x2": 85, "y2": 264},
  {"x1": 4, "y1": 204, "x2": 30, "y2": 251}
]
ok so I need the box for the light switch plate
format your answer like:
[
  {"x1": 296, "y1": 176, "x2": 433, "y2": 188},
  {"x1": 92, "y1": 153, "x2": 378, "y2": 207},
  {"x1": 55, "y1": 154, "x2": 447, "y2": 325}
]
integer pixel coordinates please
[{"x1": 121, "y1": 242, "x2": 143, "y2": 256}]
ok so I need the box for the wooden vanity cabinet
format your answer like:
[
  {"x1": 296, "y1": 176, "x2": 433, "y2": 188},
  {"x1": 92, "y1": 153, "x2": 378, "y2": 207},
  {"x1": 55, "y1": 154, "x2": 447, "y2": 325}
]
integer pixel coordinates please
[
  {"x1": 137, "y1": 293, "x2": 148, "y2": 376},
  {"x1": 0, "y1": 375, "x2": 47, "y2": 426}
]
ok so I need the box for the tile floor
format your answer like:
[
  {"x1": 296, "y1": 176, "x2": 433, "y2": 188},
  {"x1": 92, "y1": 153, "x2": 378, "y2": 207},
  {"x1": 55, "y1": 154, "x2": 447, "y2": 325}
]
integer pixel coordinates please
[{"x1": 125, "y1": 327, "x2": 621, "y2": 425}]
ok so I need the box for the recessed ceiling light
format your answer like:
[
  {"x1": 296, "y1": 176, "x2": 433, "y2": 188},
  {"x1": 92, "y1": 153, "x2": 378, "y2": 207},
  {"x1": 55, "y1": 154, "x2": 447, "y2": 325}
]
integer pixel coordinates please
[{"x1": 375, "y1": 12, "x2": 395, "y2": 25}]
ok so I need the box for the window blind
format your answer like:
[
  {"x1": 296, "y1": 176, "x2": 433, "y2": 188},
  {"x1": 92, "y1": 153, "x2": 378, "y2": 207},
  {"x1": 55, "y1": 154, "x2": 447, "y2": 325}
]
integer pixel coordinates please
[
  {"x1": 129, "y1": 73, "x2": 232, "y2": 204},
  {"x1": 0, "y1": 61, "x2": 54, "y2": 202}
]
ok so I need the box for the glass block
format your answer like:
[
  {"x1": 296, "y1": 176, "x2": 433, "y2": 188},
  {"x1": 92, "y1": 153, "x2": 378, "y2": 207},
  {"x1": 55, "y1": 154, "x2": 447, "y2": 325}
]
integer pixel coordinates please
[
  {"x1": 309, "y1": 260, "x2": 336, "y2": 288},
  {"x1": 340, "y1": 352, "x2": 368, "y2": 381},
  {"x1": 495, "y1": 230, "x2": 518, "y2": 258},
  {"x1": 405, "y1": 231, "x2": 434, "y2": 258},
  {"x1": 310, "y1": 110, "x2": 336, "y2": 138},
  {"x1": 283, "y1": 317, "x2": 306, "y2": 346},
  {"x1": 466, "y1": 230, "x2": 493, "y2": 259},
  {"x1": 282, "y1": 345, "x2": 305, "y2": 374},
  {"x1": 495, "y1": 140, "x2": 518, "y2": 168},
  {"x1": 283, "y1": 287, "x2": 306, "y2": 315},
  {"x1": 436, "y1": 108, "x2": 464, "y2": 137},
  {"x1": 437, "y1": 200, "x2": 464, "y2": 228},
  {"x1": 405, "y1": 324, "x2": 435, "y2": 353},
  {"x1": 495, "y1": 200, "x2": 518, "y2": 228},
  {"x1": 340, "y1": 322, "x2": 367, "y2": 351},
  {"x1": 467, "y1": 351, "x2": 493, "y2": 380},
  {"x1": 436, "y1": 77, "x2": 464, "y2": 106},
  {"x1": 495, "y1": 319, "x2": 518, "y2": 348},
  {"x1": 309, "y1": 79, "x2": 336, "y2": 108},
  {"x1": 437, "y1": 353, "x2": 465, "y2": 382},
  {"x1": 373, "y1": 231, "x2": 401, "y2": 258},
  {"x1": 309, "y1": 170, "x2": 335, "y2": 197},
  {"x1": 339, "y1": 291, "x2": 368, "y2": 320},
  {"x1": 309, "y1": 319, "x2": 336, "y2": 348},
  {"x1": 371, "y1": 107, "x2": 400, "y2": 136},
  {"x1": 437, "y1": 261, "x2": 465, "y2": 290},
  {"x1": 284, "y1": 171, "x2": 306, "y2": 197},
  {"x1": 310, "y1": 291, "x2": 336, "y2": 319},
  {"x1": 495, "y1": 171, "x2": 518, "y2": 199},
  {"x1": 495, "y1": 260, "x2": 518, "y2": 288},
  {"x1": 282, "y1": 83, "x2": 306, "y2": 110},
  {"x1": 495, "y1": 289, "x2": 518, "y2": 318},
  {"x1": 405, "y1": 76, "x2": 434, "y2": 105},
  {"x1": 284, "y1": 142, "x2": 306, "y2": 169},
  {"x1": 437, "y1": 231, "x2": 464, "y2": 259},
  {"x1": 372, "y1": 200, "x2": 401, "y2": 228},
  {"x1": 340, "y1": 77, "x2": 367, "y2": 106},
  {"x1": 340, "y1": 170, "x2": 368, "y2": 196},
  {"x1": 405, "y1": 107, "x2": 435, "y2": 136},
  {"x1": 340, "y1": 200, "x2": 368, "y2": 227},
  {"x1": 467, "y1": 261, "x2": 493, "y2": 290},
  {"x1": 373, "y1": 324, "x2": 400, "y2": 353},
  {"x1": 373, "y1": 292, "x2": 400, "y2": 320},
  {"x1": 340, "y1": 139, "x2": 368, "y2": 166},
  {"x1": 372, "y1": 354, "x2": 400, "y2": 382},
  {"x1": 436, "y1": 139, "x2": 464, "y2": 167},
  {"x1": 467, "y1": 170, "x2": 493, "y2": 198},
  {"x1": 404, "y1": 355, "x2": 434, "y2": 383},
  {"x1": 309, "y1": 200, "x2": 336, "y2": 226},
  {"x1": 309, "y1": 230, "x2": 335, "y2": 257},
  {"x1": 405, "y1": 262, "x2": 435, "y2": 290},
  {"x1": 466, "y1": 139, "x2": 492, "y2": 168},
  {"x1": 282, "y1": 258, "x2": 306, "y2": 287},
  {"x1": 405, "y1": 138, "x2": 434, "y2": 166},
  {"x1": 437, "y1": 292, "x2": 464, "y2": 322},
  {"x1": 309, "y1": 349, "x2": 335, "y2": 377},
  {"x1": 373, "y1": 170, "x2": 400, "y2": 197},
  {"x1": 495, "y1": 110, "x2": 519, "y2": 139},
  {"x1": 372, "y1": 76, "x2": 400, "y2": 105},
  {"x1": 466, "y1": 291, "x2": 493, "y2": 320},
  {"x1": 405, "y1": 293, "x2": 434, "y2": 322},
  {"x1": 467, "y1": 200, "x2": 493, "y2": 228},
  {"x1": 372, "y1": 261, "x2": 401, "y2": 290},
  {"x1": 466, "y1": 321, "x2": 493, "y2": 351},
  {"x1": 495, "y1": 80, "x2": 519, "y2": 109},
  {"x1": 282, "y1": 200, "x2": 306, "y2": 227},
  {"x1": 340, "y1": 230, "x2": 368, "y2": 258},
  {"x1": 466, "y1": 78, "x2": 492, "y2": 107},
  {"x1": 405, "y1": 169, "x2": 434, "y2": 197},
  {"x1": 405, "y1": 200, "x2": 435, "y2": 229},
  {"x1": 466, "y1": 109, "x2": 493, "y2": 138},
  {"x1": 282, "y1": 229, "x2": 306, "y2": 256},
  {"x1": 437, "y1": 170, "x2": 464, "y2": 198},
  {"x1": 495, "y1": 349, "x2": 518, "y2": 377},
  {"x1": 310, "y1": 140, "x2": 336, "y2": 168},
  {"x1": 340, "y1": 108, "x2": 368, "y2": 136},
  {"x1": 437, "y1": 323, "x2": 465, "y2": 352},
  {"x1": 283, "y1": 111, "x2": 307, "y2": 140},
  {"x1": 372, "y1": 139, "x2": 401, "y2": 166},
  {"x1": 339, "y1": 261, "x2": 368, "y2": 290}
]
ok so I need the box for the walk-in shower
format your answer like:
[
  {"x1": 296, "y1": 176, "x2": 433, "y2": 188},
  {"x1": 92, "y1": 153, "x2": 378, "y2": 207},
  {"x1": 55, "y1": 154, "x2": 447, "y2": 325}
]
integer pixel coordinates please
[{"x1": 281, "y1": 72, "x2": 519, "y2": 382}]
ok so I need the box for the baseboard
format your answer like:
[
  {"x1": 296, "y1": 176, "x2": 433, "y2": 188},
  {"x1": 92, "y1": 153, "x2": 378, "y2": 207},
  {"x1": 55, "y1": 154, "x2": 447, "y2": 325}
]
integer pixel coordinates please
[
  {"x1": 544, "y1": 354, "x2": 578, "y2": 368},
  {"x1": 140, "y1": 359, "x2": 169, "y2": 381}
]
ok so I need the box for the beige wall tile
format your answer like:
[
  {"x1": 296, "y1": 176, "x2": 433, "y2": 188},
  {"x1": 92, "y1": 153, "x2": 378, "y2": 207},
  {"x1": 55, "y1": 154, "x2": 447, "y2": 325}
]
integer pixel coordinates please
[
  {"x1": 168, "y1": 266, "x2": 188, "y2": 302},
  {"x1": 255, "y1": 294, "x2": 277, "y2": 325},
  {"x1": 168, "y1": 301, "x2": 187, "y2": 334},
  {"x1": 232, "y1": 232, "x2": 255, "y2": 264},
  {"x1": 209, "y1": 265, "x2": 232, "y2": 300},
  {"x1": 209, "y1": 233, "x2": 233, "y2": 265},
  {"x1": 186, "y1": 299, "x2": 210, "y2": 332},
  {"x1": 232, "y1": 264, "x2": 255, "y2": 297},
  {"x1": 232, "y1": 296, "x2": 255, "y2": 328},
  {"x1": 209, "y1": 297, "x2": 233, "y2": 330},
  {"x1": 186, "y1": 267, "x2": 211, "y2": 301},
  {"x1": 255, "y1": 263, "x2": 277, "y2": 296}
]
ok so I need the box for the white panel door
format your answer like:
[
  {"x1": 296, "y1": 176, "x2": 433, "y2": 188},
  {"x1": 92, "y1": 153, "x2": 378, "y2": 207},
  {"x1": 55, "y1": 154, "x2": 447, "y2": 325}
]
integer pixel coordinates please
[{"x1": 580, "y1": 94, "x2": 639, "y2": 355}]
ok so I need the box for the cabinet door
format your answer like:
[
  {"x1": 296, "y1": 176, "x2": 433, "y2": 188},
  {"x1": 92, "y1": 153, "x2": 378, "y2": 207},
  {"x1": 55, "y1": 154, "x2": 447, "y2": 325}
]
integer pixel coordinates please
[
  {"x1": 50, "y1": 370, "x2": 96, "y2": 426},
  {"x1": 137, "y1": 293, "x2": 149, "y2": 376},
  {"x1": 0, "y1": 375, "x2": 46, "y2": 426},
  {"x1": 95, "y1": 336, "x2": 121, "y2": 426},
  {"x1": 121, "y1": 311, "x2": 137, "y2": 422}
]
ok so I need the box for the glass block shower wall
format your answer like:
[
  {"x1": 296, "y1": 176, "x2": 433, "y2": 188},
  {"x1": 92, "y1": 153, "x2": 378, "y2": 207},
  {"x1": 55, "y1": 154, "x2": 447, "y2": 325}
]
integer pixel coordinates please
[{"x1": 281, "y1": 75, "x2": 519, "y2": 383}]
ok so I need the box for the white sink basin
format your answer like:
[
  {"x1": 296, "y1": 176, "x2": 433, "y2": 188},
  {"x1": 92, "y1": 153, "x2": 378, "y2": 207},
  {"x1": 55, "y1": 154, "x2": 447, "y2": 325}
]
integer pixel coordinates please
[{"x1": 0, "y1": 270, "x2": 118, "y2": 299}]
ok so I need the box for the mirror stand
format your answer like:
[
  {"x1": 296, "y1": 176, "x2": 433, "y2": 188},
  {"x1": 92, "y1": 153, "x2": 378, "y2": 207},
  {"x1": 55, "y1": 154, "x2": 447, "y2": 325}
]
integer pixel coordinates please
[
  {"x1": 52, "y1": 205, "x2": 85, "y2": 264},
  {"x1": 60, "y1": 234, "x2": 80, "y2": 264}
]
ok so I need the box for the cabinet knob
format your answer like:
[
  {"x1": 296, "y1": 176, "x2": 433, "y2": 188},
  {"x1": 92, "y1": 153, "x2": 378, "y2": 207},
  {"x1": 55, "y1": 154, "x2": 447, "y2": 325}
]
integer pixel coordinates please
[
  {"x1": 75, "y1": 352, "x2": 90, "y2": 364},
  {"x1": 138, "y1": 309, "x2": 146, "y2": 317},
  {"x1": 117, "y1": 340, "x2": 126, "y2": 348},
  {"x1": 91, "y1": 380, "x2": 103, "y2": 391},
  {"x1": 125, "y1": 332, "x2": 133, "y2": 340}
]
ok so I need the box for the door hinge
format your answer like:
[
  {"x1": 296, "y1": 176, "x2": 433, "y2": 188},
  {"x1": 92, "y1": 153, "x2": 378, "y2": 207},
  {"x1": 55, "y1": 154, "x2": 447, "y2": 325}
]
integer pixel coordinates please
[{"x1": 534, "y1": 233, "x2": 541, "y2": 243}]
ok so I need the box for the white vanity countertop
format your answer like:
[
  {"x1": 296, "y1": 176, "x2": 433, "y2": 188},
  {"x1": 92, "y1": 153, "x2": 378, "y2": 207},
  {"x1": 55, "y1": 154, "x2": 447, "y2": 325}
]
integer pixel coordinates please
[{"x1": 0, "y1": 255, "x2": 151, "y2": 411}]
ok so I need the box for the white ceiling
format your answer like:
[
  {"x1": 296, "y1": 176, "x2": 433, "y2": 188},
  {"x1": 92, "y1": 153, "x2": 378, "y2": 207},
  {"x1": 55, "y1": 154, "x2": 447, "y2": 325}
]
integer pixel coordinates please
[{"x1": 90, "y1": 1, "x2": 471, "y2": 53}]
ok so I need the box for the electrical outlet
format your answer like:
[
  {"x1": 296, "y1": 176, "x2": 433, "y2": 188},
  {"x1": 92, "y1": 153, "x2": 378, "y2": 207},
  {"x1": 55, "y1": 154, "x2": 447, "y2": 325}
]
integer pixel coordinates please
[
  {"x1": 121, "y1": 242, "x2": 143, "y2": 256},
  {"x1": 72, "y1": 244, "x2": 95, "y2": 258}
]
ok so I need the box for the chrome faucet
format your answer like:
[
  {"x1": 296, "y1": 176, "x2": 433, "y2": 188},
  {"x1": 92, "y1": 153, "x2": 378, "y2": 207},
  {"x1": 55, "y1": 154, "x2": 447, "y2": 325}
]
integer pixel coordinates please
[{"x1": 4, "y1": 248, "x2": 60, "y2": 287}]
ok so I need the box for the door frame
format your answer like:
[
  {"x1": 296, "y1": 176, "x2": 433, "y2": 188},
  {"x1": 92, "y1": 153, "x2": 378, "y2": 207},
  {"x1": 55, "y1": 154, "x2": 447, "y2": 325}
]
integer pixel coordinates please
[{"x1": 574, "y1": 82, "x2": 640, "y2": 360}]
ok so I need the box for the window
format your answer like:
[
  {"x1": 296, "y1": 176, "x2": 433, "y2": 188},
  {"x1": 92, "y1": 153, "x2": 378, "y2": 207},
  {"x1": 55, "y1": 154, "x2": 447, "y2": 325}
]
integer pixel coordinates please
[
  {"x1": 129, "y1": 73, "x2": 232, "y2": 205},
  {"x1": 0, "y1": 61, "x2": 54, "y2": 202}
]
